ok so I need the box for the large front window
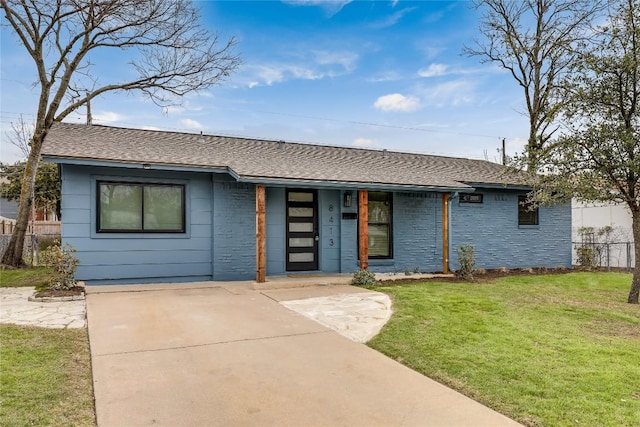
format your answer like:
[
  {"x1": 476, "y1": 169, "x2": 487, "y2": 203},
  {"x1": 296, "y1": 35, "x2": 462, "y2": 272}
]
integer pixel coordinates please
[
  {"x1": 97, "y1": 181, "x2": 185, "y2": 233},
  {"x1": 368, "y1": 192, "x2": 392, "y2": 258}
]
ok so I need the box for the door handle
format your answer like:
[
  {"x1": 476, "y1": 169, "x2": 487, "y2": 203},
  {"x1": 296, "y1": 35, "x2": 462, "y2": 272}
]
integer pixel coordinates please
[{"x1": 314, "y1": 234, "x2": 319, "y2": 242}]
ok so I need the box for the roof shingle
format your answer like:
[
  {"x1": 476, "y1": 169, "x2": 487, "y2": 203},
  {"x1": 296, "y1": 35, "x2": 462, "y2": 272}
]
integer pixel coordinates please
[{"x1": 42, "y1": 122, "x2": 523, "y2": 190}]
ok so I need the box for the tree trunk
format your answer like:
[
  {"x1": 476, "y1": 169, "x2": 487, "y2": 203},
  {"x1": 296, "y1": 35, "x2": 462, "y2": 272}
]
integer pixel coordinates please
[
  {"x1": 628, "y1": 208, "x2": 640, "y2": 304},
  {"x1": 1, "y1": 139, "x2": 41, "y2": 267}
]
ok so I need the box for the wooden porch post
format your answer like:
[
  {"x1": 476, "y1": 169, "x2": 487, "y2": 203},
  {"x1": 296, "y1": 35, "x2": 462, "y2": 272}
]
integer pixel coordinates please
[
  {"x1": 256, "y1": 185, "x2": 266, "y2": 283},
  {"x1": 358, "y1": 189, "x2": 369, "y2": 270},
  {"x1": 442, "y1": 193, "x2": 450, "y2": 274}
]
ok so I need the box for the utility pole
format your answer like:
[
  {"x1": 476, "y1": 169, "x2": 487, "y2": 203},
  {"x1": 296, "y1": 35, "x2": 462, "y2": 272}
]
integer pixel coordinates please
[{"x1": 501, "y1": 138, "x2": 506, "y2": 165}]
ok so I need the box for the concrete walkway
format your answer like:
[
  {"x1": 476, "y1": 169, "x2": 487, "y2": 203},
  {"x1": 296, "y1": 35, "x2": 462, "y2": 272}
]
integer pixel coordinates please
[
  {"x1": 0, "y1": 287, "x2": 86, "y2": 328},
  {"x1": 86, "y1": 282, "x2": 522, "y2": 427}
]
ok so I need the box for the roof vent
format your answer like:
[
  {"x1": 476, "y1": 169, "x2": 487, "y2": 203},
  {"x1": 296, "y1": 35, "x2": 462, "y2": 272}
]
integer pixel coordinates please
[
  {"x1": 278, "y1": 140, "x2": 285, "y2": 150},
  {"x1": 199, "y1": 131, "x2": 204, "y2": 143},
  {"x1": 382, "y1": 149, "x2": 388, "y2": 157}
]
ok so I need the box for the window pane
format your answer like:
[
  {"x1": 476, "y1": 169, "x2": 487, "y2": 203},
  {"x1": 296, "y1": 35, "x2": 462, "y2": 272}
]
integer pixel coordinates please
[
  {"x1": 289, "y1": 222, "x2": 314, "y2": 232},
  {"x1": 144, "y1": 186, "x2": 183, "y2": 230},
  {"x1": 289, "y1": 237, "x2": 314, "y2": 247},
  {"x1": 289, "y1": 252, "x2": 314, "y2": 262},
  {"x1": 369, "y1": 200, "x2": 390, "y2": 223},
  {"x1": 369, "y1": 224, "x2": 390, "y2": 257},
  {"x1": 289, "y1": 207, "x2": 314, "y2": 217},
  {"x1": 288, "y1": 192, "x2": 314, "y2": 202},
  {"x1": 100, "y1": 184, "x2": 142, "y2": 230},
  {"x1": 518, "y1": 196, "x2": 539, "y2": 225}
]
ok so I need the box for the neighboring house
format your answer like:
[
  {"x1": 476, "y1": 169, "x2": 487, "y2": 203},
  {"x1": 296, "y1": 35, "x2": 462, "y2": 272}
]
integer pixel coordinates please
[
  {"x1": 41, "y1": 122, "x2": 571, "y2": 285},
  {"x1": 572, "y1": 200, "x2": 634, "y2": 268},
  {"x1": 0, "y1": 198, "x2": 19, "y2": 220}
]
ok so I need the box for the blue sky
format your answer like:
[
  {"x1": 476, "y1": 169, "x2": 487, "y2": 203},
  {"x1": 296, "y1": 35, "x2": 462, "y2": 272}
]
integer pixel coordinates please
[{"x1": 1, "y1": 0, "x2": 529, "y2": 164}]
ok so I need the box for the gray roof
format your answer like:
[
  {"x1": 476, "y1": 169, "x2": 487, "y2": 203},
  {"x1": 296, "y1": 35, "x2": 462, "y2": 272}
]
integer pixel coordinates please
[{"x1": 42, "y1": 122, "x2": 523, "y2": 190}]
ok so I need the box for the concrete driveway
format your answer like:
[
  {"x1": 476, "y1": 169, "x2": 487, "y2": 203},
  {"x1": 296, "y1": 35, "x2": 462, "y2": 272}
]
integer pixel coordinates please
[{"x1": 86, "y1": 282, "x2": 521, "y2": 427}]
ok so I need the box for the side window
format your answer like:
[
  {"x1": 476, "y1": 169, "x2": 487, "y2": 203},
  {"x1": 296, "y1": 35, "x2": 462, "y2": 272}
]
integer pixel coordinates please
[
  {"x1": 518, "y1": 195, "x2": 539, "y2": 226},
  {"x1": 368, "y1": 192, "x2": 393, "y2": 258},
  {"x1": 459, "y1": 193, "x2": 483, "y2": 204},
  {"x1": 97, "y1": 181, "x2": 185, "y2": 233}
]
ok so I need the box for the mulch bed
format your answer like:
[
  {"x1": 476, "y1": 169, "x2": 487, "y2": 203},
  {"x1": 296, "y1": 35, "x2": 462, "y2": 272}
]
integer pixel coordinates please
[
  {"x1": 376, "y1": 266, "x2": 629, "y2": 286},
  {"x1": 34, "y1": 286, "x2": 84, "y2": 298}
]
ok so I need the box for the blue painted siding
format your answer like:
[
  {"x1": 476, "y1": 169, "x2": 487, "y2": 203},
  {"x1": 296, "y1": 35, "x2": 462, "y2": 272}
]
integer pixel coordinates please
[
  {"x1": 340, "y1": 189, "x2": 359, "y2": 273},
  {"x1": 60, "y1": 163, "x2": 571, "y2": 285},
  {"x1": 61, "y1": 165, "x2": 214, "y2": 284},
  {"x1": 266, "y1": 187, "x2": 286, "y2": 275},
  {"x1": 318, "y1": 189, "x2": 341, "y2": 273},
  {"x1": 212, "y1": 182, "x2": 256, "y2": 280},
  {"x1": 390, "y1": 192, "x2": 442, "y2": 273},
  {"x1": 449, "y1": 190, "x2": 572, "y2": 270}
]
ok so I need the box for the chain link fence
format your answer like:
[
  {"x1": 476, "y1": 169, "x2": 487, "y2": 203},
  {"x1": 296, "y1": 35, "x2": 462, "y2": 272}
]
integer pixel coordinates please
[{"x1": 572, "y1": 226, "x2": 635, "y2": 270}]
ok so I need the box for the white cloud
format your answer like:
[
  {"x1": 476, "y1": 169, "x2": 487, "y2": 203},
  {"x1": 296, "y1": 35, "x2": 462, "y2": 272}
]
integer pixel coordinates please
[
  {"x1": 245, "y1": 52, "x2": 357, "y2": 88},
  {"x1": 281, "y1": 0, "x2": 352, "y2": 16},
  {"x1": 373, "y1": 93, "x2": 420, "y2": 112},
  {"x1": 418, "y1": 63, "x2": 448, "y2": 78},
  {"x1": 371, "y1": 7, "x2": 417, "y2": 29},
  {"x1": 420, "y1": 79, "x2": 476, "y2": 107},
  {"x1": 93, "y1": 111, "x2": 124, "y2": 123},
  {"x1": 313, "y1": 50, "x2": 358, "y2": 71},
  {"x1": 180, "y1": 118, "x2": 202, "y2": 130},
  {"x1": 353, "y1": 137, "x2": 378, "y2": 147},
  {"x1": 366, "y1": 71, "x2": 403, "y2": 82}
]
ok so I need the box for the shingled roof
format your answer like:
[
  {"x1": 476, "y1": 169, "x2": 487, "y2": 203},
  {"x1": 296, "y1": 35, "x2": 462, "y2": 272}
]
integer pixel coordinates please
[{"x1": 42, "y1": 122, "x2": 524, "y2": 190}]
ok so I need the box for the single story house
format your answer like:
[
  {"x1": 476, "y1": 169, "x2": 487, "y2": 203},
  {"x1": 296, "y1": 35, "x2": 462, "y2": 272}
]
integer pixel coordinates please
[{"x1": 41, "y1": 122, "x2": 571, "y2": 285}]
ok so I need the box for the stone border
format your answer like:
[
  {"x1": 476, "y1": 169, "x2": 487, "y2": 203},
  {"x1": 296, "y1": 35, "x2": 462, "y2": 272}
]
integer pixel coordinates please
[{"x1": 28, "y1": 293, "x2": 85, "y2": 302}]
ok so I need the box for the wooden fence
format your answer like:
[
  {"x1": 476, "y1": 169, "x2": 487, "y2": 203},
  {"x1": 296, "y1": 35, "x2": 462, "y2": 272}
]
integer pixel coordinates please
[{"x1": 0, "y1": 218, "x2": 61, "y2": 235}]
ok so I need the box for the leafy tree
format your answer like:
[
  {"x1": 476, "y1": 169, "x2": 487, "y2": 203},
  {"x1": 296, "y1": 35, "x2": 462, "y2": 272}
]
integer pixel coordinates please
[
  {"x1": 465, "y1": 0, "x2": 604, "y2": 170},
  {"x1": 0, "y1": 162, "x2": 60, "y2": 220},
  {"x1": 533, "y1": 0, "x2": 640, "y2": 303},
  {"x1": 0, "y1": 0, "x2": 240, "y2": 266}
]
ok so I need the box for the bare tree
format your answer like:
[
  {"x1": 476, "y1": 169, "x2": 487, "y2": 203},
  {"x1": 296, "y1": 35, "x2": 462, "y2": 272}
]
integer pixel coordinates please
[
  {"x1": 0, "y1": 0, "x2": 240, "y2": 266},
  {"x1": 6, "y1": 115, "x2": 33, "y2": 159},
  {"x1": 465, "y1": 0, "x2": 604, "y2": 170}
]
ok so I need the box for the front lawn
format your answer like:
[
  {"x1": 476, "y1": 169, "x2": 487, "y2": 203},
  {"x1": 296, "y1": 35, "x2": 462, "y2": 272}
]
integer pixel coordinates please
[
  {"x1": 368, "y1": 273, "x2": 640, "y2": 427},
  {"x1": 0, "y1": 266, "x2": 53, "y2": 289},
  {"x1": 0, "y1": 325, "x2": 95, "y2": 427}
]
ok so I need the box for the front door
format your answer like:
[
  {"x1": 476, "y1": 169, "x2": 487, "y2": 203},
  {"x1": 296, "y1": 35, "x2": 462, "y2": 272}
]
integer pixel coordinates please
[{"x1": 286, "y1": 189, "x2": 319, "y2": 271}]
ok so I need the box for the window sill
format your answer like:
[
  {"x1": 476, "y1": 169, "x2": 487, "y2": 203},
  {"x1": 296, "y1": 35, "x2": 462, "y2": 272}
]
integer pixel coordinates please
[{"x1": 518, "y1": 225, "x2": 540, "y2": 230}]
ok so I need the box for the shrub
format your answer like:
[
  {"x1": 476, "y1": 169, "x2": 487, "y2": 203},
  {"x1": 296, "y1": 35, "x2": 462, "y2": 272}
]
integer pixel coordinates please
[
  {"x1": 41, "y1": 243, "x2": 80, "y2": 290},
  {"x1": 456, "y1": 244, "x2": 476, "y2": 280},
  {"x1": 352, "y1": 269, "x2": 376, "y2": 286},
  {"x1": 576, "y1": 246, "x2": 596, "y2": 269}
]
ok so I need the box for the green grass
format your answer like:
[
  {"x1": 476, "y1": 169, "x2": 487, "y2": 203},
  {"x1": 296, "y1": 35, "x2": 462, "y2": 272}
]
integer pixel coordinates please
[
  {"x1": 368, "y1": 273, "x2": 640, "y2": 427},
  {"x1": 0, "y1": 266, "x2": 53, "y2": 290},
  {"x1": 0, "y1": 325, "x2": 95, "y2": 427}
]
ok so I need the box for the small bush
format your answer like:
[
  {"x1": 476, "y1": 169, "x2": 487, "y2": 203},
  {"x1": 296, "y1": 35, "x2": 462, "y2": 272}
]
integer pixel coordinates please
[
  {"x1": 576, "y1": 246, "x2": 596, "y2": 269},
  {"x1": 352, "y1": 269, "x2": 376, "y2": 286},
  {"x1": 456, "y1": 244, "x2": 476, "y2": 280},
  {"x1": 41, "y1": 243, "x2": 80, "y2": 290}
]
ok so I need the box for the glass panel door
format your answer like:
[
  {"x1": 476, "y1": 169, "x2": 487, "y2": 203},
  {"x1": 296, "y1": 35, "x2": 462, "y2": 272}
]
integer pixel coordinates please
[{"x1": 286, "y1": 189, "x2": 318, "y2": 271}]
